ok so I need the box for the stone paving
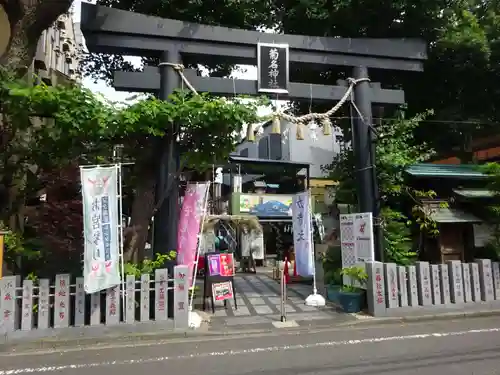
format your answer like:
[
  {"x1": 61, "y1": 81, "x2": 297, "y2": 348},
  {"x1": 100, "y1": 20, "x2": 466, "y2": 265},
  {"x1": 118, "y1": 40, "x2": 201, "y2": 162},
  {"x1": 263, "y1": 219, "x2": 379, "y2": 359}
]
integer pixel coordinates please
[{"x1": 197, "y1": 273, "x2": 355, "y2": 328}]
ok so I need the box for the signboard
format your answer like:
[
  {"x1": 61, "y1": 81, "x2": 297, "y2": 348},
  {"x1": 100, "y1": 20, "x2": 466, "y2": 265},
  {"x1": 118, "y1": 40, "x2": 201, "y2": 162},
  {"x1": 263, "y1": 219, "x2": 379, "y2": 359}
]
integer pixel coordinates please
[
  {"x1": 207, "y1": 253, "x2": 235, "y2": 277},
  {"x1": 239, "y1": 194, "x2": 261, "y2": 213},
  {"x1": 239, "y1": 194, "x2": 293, "y2": 216},
  {"x1": 340, "y1": 212, "x2": 375, "y2": 288},
  {"x1": 212, "y1": 281, "x2": 234, "y2": 302},
  {"x1": 257, "y1": 42, "x2": 289, "y2": 94},
  {"x1": 203, "y1": 252, "x2": 237, "y2": 313},
  {"x1": 80, "y1": 167, "x2": 121, "y2": 294}
]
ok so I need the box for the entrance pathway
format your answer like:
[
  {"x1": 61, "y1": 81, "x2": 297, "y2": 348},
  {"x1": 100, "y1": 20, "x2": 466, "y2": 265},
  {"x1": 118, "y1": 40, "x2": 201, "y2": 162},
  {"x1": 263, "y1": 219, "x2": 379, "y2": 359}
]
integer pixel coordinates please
[{"x1": 198, "y1": 273, "x2": 356, "y2": 330}]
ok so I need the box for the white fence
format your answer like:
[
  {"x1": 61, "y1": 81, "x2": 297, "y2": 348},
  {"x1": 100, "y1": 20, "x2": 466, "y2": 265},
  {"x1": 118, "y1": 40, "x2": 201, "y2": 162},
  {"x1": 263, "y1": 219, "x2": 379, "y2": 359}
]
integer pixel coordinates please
[
  {"x1": 366, "y1": 259, "x2": 500, "y2": 316},
  {"x1": 0, "y1": 265, "x2": 190, "y2": 333}
]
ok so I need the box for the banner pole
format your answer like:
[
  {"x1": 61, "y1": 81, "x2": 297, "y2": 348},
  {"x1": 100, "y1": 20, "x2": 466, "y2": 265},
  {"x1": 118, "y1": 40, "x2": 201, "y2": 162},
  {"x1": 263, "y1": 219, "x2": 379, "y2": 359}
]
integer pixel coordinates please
[
  {"x1": 304, "y1": 190, "x2": 326, "y2": 307},
  {"x1": 187, "y1": 181, "x2": 211, "y2": 328},
  {"x1": 117, "y1": 163, "x2": 126, "y2": 311},
  {"x1": 189, "y1": 182, "x2": 210, "y2": 310}
]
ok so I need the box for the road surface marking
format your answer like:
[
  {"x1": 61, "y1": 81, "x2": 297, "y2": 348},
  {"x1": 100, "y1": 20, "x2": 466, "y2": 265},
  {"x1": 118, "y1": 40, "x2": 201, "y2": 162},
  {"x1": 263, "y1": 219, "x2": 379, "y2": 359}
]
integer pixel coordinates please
[{"x1": 1, "y1": 327, "x2": 499, "y2": 374}]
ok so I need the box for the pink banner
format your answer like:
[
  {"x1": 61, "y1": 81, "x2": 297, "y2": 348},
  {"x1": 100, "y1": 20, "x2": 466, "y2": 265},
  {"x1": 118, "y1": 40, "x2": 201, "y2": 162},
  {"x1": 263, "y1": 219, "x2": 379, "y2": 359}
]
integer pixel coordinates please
[{"x1": 177, "y1": 183, "x2": 209, "y2": 286}]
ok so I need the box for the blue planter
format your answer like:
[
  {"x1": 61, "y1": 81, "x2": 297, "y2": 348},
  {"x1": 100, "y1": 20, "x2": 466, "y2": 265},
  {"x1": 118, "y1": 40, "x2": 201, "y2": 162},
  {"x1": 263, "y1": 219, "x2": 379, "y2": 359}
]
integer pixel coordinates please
[
  {"x1": 338, "y1": 291, "x2": 363, "y2": 313},
  {"x1": 326, "y1": 285, "x2": 341, "y2": 303}
]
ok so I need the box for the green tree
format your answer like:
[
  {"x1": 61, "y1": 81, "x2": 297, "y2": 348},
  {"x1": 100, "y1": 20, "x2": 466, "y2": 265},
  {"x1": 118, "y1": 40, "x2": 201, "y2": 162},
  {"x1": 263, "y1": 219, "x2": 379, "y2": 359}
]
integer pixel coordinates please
[
  {"x1": 325, "y1": 111, "x2": 437, "y2": 264},
  {"x1": 478, "y1": 163, "x2": 500, "y2": 260},
  {"x1": 82, "y1": 0, "x2": 500, "y2": 162},
  {"x1": 0, "y1": 70, "x2": 263, "y2": 272}
]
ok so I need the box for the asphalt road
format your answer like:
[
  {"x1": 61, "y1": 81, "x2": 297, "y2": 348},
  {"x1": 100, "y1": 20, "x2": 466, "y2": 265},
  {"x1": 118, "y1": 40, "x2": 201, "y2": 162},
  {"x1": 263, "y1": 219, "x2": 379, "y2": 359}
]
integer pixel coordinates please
[{"x1": 2, "y1": 317, "x2": 500, "y2": 375}]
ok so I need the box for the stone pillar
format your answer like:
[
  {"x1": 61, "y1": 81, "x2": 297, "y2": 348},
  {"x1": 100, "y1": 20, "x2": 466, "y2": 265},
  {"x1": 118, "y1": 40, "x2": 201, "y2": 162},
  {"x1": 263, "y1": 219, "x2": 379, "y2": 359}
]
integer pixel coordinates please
[
  {"x1": 439, "y1": 264, "x2": 451, "y2": 305},
  {"x1": 492, "y1": 261, "x2": 500, "y2": 299},
  {"x1": 416, "y1": 262, "x2": 432, "y2": 306},
  {"x1": 384, "y1": 263, "x2": 399, "y2": 308},
  {"x1": 448, "y1": 260, "x2": 464, "y2": 304},
  {"x1": 366, "y1": 262, "x2": 387, "y2": 316},
  {"x1": 407, "y1": 266, "x2": 418, "y2": 307},
  {"x1": 174, "y1": 265, "x2": 189, "y2": 328},
  {"x1": 462, "y1": 263, "x2": 472, "y2": 303},
  {"x1": 470, "y1": 263, "x2": 482, "y2": 302},
  {"x1": 397, "y1": 266, "x2": 408, "y2": 307},
  {"x1": 430, "y1": 265, "x2": 442, "y2": 305},
  {"x1": 476, "y1": 259, "x2": 494, "y2": 301}
]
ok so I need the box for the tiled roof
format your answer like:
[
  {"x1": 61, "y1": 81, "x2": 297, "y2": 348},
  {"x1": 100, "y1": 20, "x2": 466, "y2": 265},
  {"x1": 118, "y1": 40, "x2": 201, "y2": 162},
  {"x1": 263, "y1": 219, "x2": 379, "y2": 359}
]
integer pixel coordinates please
[{"x1": 405, "y1": 164, "x2": 486, "y2": 179}]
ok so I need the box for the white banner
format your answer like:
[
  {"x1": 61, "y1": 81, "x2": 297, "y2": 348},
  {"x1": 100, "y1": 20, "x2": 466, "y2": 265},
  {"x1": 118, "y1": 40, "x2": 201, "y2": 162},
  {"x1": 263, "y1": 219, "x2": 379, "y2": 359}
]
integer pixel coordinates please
[
  {"x1": 81, "y1": 167, "x2": 121, "y2": 294},
  {"x1": 292, "y1": 192, "x2": 314, "y2": 276}
]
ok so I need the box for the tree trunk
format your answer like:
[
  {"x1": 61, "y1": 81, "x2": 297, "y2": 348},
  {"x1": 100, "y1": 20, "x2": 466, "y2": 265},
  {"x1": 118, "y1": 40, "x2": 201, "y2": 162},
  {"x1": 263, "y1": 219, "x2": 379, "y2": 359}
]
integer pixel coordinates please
[
  {"x1": 0, "y1": 0, "x2": 72, "y2": 75},
  {"x1": 123, "y1": 164, "x2": 156, "y2": 263}
]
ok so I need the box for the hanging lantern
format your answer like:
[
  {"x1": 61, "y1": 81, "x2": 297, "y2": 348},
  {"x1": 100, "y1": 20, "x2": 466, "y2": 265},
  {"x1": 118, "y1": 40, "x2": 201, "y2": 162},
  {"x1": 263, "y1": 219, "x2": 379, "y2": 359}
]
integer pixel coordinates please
[
  {"x1": 296, "y1": 121, "x2": 305, "y2": 140},
  {"x1": 322, "y1": 117, "x2": 332, "y2": 136},
  {"x1": 246, "y1": 124, "x2": 255, "y2": 142},
  {"x1": 271, "y1": 115, "x2": 281, "y2": 134}
]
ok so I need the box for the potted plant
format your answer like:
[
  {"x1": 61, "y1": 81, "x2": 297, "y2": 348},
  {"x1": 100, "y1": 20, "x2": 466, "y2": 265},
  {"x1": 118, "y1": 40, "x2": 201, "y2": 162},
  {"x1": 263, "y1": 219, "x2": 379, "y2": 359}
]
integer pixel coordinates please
[
  {"x1": 319, "y1": 245, "x2": 342, "y2": 300},
  {"x1": 338, "y1": 265, "x2": 368, "y2": 313},
  {"x1": 325, "y1": 269, "x2": 342, "y2": 303}
]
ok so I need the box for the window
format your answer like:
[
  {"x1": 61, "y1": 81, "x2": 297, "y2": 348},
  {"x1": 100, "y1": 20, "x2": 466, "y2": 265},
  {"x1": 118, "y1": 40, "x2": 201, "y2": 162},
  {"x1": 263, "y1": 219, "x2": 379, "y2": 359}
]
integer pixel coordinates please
[
  {"x1": 50, "y1": 37, "x2": 56, "y2": 69},
  {"x1": 258, "y1": 137, "x2": 269, "y2": 159},
  {"x1": 240, "y1": 148, "x2": 249, "y2": 157},
  {"x1": 269, "y1": 133, "x2": 282, "y2": 160}
]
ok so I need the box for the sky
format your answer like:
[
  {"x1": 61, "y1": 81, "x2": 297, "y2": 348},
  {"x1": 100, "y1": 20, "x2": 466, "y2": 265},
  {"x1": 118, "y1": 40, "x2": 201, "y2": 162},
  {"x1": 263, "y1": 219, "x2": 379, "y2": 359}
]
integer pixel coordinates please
[{"x1": 72, "y1": 0, "x2": 281, "y2": 117}]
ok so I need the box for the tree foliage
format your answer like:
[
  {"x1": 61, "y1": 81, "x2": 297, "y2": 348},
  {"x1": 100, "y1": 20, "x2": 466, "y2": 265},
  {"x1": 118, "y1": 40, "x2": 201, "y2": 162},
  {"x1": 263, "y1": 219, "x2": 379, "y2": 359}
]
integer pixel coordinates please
[
  {"x1": 325, "y1": 111, "x2": 439, "y2": 264},
  {"x1": 81, "y1": 0, "x2": 500, "y2": 161},
  {"x1": 0, "y1": 69, "x2": 262, "y2": 274}
]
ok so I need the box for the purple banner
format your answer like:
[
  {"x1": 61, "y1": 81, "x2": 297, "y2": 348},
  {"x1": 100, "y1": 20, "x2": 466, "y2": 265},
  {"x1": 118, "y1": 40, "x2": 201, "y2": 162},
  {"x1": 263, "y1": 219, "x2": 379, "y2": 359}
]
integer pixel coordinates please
[{"x1": 177, "y1": 183, "x2": 209, "y2": 286}]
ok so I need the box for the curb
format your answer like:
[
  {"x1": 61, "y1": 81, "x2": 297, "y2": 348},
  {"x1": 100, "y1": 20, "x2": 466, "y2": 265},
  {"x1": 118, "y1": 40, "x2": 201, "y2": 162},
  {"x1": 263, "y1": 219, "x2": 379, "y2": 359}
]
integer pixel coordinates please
[
  {"x1": 2, "y1": 308, "x2": 500, "y2": 353},
  {"x1": 341, "y1": 308, "x2": 500, "y2": 327}
]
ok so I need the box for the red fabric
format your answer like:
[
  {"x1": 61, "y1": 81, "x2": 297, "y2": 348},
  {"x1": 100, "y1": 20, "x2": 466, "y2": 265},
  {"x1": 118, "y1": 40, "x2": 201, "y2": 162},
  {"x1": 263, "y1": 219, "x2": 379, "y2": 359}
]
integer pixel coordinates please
[
  {"x1": 284, "y1": 257, "x2": 290, "y2": 284},
  {"x1": 197, "y1": 255, "x2": 205, "y2": 273}
]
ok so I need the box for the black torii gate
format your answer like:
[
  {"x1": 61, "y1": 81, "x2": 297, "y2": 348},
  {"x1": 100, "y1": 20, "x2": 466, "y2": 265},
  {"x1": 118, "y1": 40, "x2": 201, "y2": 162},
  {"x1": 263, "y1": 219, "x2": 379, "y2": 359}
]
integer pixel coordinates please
[{"x1": 81, "y1": 3, "x2": 427, "y2": 262}]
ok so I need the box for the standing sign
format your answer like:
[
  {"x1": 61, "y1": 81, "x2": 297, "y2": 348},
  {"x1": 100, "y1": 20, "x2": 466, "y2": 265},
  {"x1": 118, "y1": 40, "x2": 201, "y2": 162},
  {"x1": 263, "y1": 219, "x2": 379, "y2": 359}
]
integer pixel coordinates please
[
  {"x1": 177, "y1": 183, "x2": 209, "y2": 286},
  {"x1": 292, "y1": 192, "x2": 314, "y2": 276},
  {"x1": 353, "y1": 213, "x2": 375, "y2": 263},
  {"x1": 257, "y1": 42, "x2": 289, "y2": 94},
  {"x1": 212, "y1": 281, "x2": 234, "y2": 302},
  {"x1": 340, "y1": 212, "x2": 375, "y2": 288},
  {"x1": 203, "y1": 252, "x2": 237, "y2": 313},
  {"x1": 81, "y1": 167, "x2": 121, "y2": 294}
]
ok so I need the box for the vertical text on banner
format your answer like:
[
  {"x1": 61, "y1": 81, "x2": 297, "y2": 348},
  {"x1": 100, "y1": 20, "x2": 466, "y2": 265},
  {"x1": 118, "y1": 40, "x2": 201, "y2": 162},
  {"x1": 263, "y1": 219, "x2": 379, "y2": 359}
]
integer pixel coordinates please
[
  {"x1": 292, "y1": 192, "x2": 313, "y2": 276},
  {"x1": 81, "y1": 167, "x2": 121, "y2": 294}
]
